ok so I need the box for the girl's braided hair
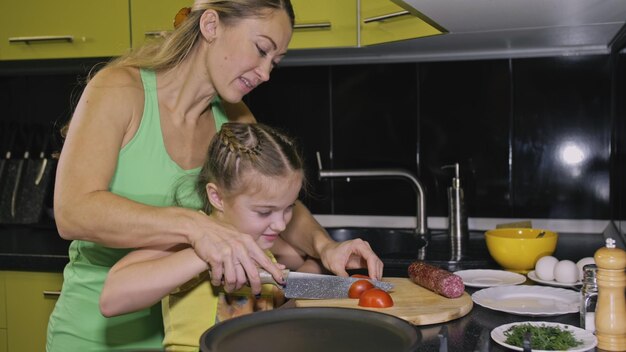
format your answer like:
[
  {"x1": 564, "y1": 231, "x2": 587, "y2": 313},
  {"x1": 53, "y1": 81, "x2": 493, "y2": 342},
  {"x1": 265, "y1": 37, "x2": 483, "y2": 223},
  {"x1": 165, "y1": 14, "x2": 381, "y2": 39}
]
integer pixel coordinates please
[{"x1": 197, "y1": 122, "x2": 305, "y2": 213}]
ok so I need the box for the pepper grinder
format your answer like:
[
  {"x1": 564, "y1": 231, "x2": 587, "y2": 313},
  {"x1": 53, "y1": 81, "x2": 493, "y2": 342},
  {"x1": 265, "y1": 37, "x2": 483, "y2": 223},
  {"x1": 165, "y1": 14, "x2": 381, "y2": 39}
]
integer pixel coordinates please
[{"x1": 594, "y1": 238, "x2": 626, "y2": 351}]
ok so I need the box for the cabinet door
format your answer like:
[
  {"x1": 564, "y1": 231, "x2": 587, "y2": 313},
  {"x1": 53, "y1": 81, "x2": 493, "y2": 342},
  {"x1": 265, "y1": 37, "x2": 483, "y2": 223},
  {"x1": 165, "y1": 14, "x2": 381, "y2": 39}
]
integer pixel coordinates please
[
  {"x1": 360, "y1": 0, "x2": 443, "y2": 46},
  {"x1": 130, "y1": 0, "x2": 191, "y2": 49},
  {"x1": 0, "y1": 0, "x2": 129, "y2": 60},
  {"x1": 0, "y1": 273, "x2": 5, "y2": 352},
  {"x1": 0, "y1": 273, "x2": 5, "y2": 329},
  {"x1": 5, "y1": 271, "x2": 63, "y2": 352},
  {"x1": 289, "y1": 0, "x2": 357, "y2": 49},
  {"x1": 0, "y1": 330, "x2": 6, "y2": 352}
]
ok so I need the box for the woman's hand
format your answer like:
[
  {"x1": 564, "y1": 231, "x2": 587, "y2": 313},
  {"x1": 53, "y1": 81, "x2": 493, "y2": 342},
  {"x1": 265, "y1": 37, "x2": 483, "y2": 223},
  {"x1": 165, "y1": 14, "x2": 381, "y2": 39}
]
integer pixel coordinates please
[
  {"x1": 319, "y1": 239, "x2": 384, "y2": 280},
  {"x1": 188, "y1": 215, "x2": 285, "y2": 295}
]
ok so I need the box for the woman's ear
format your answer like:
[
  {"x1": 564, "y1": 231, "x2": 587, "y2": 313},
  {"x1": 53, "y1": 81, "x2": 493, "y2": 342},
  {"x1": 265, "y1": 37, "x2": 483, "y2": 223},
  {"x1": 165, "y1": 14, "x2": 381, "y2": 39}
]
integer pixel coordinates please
[
  {"x1": 206, "y1": 183, "x2": 225, "y2": 211},
  {"x1": 199, "y1": 9, "x2": 219, "y2": 43}
]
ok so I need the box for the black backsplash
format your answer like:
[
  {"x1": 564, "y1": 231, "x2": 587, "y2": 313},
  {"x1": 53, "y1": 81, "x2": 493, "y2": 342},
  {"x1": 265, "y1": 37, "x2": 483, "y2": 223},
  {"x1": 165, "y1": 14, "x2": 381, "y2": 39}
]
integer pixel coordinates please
[
  {"x1": 248, "y1": 54, "x2": 623, "y2": 221},
  {"x1": 1, "y1": 54, "x2": 625, "y2": 223}
]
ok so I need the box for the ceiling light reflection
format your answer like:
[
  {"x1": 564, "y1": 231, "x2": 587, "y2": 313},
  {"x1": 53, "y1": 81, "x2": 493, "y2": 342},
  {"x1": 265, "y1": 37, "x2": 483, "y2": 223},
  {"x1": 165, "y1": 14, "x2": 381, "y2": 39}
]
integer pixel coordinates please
[{"x1": 559, "y1": 143, "x2": 586, "y2": 165}]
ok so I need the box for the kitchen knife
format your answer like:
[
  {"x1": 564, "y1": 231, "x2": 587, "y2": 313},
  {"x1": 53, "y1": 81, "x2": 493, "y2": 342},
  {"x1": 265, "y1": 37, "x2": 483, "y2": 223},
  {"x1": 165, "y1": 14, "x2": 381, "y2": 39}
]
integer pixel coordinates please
[
  {"x1": 11, "y1": 129, "x2": 33, "y2": 218},
  {"x1": 259, "y1": 269, "x2": 394, "y2": 299}
]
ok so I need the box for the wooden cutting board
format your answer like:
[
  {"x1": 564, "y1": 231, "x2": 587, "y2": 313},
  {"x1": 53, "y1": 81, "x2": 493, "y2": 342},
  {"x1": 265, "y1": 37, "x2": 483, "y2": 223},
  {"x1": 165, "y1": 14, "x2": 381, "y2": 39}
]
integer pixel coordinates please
[{"x1": 294, "y1": 277, "x2": 473, "y2": 326}]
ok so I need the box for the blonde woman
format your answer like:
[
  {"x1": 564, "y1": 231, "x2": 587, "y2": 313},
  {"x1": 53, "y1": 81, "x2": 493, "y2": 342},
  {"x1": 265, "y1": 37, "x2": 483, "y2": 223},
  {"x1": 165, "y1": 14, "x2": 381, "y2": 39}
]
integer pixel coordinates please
[{"x1": 47, "y1": 1, "x2": 383, "y2": 351}]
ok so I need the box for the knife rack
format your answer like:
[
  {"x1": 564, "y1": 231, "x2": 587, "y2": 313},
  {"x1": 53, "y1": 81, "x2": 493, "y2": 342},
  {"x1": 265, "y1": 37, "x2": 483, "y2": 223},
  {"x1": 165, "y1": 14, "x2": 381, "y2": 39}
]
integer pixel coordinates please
[{"x1": 0, "y1": 122, "x2": 57, "y2": 225}]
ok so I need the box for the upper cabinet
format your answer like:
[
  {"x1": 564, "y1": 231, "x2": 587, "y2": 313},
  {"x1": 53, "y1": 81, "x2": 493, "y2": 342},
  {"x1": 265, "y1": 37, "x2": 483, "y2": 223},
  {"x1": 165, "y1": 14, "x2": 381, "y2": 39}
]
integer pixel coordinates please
[
  {"x1": 289, "y1": 0, "x2": 358, "y2": 49},
  {"x1": 0, "y1": 0, "x2": 446, "y2": 61},
  {"x1": 0, "y1": 0, "x2": 130, "y2": 60},
  {"x1": 360, "y1": 0, "x2": 443, "y2": 46},
  {"x1": 130, "y1": 0, "x2": 191, "y2": 49},
  {"x1": 289, "y1": 0, "x2": 444, "y2": 49}
]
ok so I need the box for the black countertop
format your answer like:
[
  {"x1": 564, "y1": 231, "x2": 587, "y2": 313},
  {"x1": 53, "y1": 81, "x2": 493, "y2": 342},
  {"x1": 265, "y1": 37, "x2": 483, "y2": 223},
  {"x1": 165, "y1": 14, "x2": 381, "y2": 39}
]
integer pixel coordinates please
[
  {"x1": 0, "y1": 224, "x2": 70, "y2": 272},
  {"x1": 1, "y1": 224, "x2": 607, "y2": 351},
  {"x1": 407, "y1": 284, "x2": 590, "y2": 352}
]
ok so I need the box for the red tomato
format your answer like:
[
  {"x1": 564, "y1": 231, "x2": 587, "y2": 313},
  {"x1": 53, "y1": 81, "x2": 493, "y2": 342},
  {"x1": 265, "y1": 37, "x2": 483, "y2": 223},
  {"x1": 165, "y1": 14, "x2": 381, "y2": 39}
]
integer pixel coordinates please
[
  {"x1": 358, "y1": 288, "x2": 394, "y2": 308},
  {"x1": 348, "y1": 279, "x2": 375, "y2": 299},
  {"x1": 350, "y1": 274, "x2": 371, "y2": 279}
]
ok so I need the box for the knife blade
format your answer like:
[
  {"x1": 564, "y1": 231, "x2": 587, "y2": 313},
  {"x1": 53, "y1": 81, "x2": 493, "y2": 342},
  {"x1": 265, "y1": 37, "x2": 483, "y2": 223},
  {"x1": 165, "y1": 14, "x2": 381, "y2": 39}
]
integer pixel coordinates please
[{"x1": 260, "y1": 269, "x2": 394, "y2": 299}]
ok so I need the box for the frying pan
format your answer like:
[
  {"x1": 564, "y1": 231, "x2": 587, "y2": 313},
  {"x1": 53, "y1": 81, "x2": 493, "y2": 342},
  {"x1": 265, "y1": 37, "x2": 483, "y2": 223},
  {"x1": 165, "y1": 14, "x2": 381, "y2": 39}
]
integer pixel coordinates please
[{"x1": 200, "y1": 307, "x2": 421, "y2": 352}]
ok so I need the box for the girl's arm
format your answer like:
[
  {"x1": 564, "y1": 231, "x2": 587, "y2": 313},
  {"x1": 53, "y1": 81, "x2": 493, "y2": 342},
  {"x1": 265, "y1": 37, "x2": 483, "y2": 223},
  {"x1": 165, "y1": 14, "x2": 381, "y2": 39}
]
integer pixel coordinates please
[{"x1": 99, "y1": 244, "x2": 208, "y2": 317}]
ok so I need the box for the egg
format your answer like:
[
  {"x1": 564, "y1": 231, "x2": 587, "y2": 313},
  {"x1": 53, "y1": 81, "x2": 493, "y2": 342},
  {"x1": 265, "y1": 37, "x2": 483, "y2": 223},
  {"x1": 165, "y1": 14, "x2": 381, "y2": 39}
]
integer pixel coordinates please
[
  {"x1": 535, "y1": 256, "x2": 558, "y2": 281},
  {"x1": 554, "y1": 260, "x2": 579, "y2": 283},
  {"x1": 576, "y1": 257, "x2": 595, "y2": 279}
]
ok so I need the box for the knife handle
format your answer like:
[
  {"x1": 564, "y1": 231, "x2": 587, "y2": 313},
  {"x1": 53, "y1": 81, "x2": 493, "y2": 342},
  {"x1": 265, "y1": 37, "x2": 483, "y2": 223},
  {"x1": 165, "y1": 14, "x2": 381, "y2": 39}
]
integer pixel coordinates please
[{"x1": 259, "y1": 269, "x2": 290, "y2": 287}]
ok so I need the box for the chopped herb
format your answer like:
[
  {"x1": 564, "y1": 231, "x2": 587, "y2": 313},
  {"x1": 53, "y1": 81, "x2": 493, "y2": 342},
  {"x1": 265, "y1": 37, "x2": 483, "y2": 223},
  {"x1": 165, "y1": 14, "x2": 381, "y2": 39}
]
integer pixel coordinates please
[{"x1": 504, "y1": 323, "x2": 583, "y2": 350}]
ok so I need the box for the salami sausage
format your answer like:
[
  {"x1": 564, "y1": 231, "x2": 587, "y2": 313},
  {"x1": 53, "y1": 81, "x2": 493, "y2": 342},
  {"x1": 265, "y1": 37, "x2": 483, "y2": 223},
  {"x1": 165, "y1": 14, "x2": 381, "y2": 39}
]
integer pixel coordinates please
[{"x1": 407, "y1": 261, "x2": 465, "y2": 298}]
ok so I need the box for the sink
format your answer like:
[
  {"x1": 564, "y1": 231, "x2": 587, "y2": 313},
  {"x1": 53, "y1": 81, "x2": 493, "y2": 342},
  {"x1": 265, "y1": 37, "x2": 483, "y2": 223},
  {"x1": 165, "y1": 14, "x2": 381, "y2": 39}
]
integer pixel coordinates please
[
  {"x1": 326, "y1": 227, "x2": 427, "y2": 260},
  {"x1": 325, "y1": 227, "x2": 498, "y2": 276}
]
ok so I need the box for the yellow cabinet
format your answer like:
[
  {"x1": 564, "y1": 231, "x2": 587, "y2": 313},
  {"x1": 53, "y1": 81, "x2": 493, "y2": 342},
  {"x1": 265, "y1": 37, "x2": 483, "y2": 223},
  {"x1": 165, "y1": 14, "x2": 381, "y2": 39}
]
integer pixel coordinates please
[
  {"x1": 360, "y1": 0, "x2": 443, "y2": 46},
  {"x1": 0, "y1": 273, "x2": 5, "y2": 329},
  {"x1": 0, "y1": 273, "x2": 5, "y2": 352},
  {"x1": 130, "y1": 0, "x2": 191, "y2": 49},
  {"x1": 0, "y1": 330, "x2": 6, "y2": 352},
  {"x1": 3, "y1": 271, "x2": 63, "y2": 352},
  {"x1": 0, "y1": 0, "x2": 130, "y2": 60},
  {"x1": 289, "y1": 0, "x2": 358, "y2": 49}
]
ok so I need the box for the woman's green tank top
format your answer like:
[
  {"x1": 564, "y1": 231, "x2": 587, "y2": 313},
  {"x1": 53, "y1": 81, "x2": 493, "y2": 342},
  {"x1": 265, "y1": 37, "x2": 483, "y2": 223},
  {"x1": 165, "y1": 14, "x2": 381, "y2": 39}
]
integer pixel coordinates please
[{"x1": 46, "y1": 69, "x2": 229, "y2": 351}]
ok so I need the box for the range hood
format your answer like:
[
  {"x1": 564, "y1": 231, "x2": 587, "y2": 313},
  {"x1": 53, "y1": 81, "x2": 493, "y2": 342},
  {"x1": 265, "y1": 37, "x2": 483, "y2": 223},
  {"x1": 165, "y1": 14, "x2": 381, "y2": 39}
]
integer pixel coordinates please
[{"x1": 282, "y1": 0, "x2": 626, "y2": 66}]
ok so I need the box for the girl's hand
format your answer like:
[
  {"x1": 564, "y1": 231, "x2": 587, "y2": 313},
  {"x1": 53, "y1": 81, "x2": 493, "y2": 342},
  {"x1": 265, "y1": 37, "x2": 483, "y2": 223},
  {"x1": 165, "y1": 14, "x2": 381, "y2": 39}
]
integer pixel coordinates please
[
  {"x1": 188, "y1": 216, "x2": 285, "y2": 295},
  {"x1": 319, "y1": 239, "x2": 384, "y2": 280}
]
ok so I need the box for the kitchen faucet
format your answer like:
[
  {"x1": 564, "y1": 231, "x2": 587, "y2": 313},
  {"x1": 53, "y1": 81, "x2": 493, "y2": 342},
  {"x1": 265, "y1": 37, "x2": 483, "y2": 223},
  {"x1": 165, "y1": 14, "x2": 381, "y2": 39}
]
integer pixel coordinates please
[{"x1": 315, "y1": 152, "x2": 427, "y2": 238}]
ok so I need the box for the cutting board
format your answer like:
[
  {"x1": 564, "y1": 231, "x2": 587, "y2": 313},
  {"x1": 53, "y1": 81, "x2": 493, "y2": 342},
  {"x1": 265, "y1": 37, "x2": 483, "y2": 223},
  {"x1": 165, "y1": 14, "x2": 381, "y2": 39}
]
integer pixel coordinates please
[{"x1": 294, "y1": 277, "x2": 473, "y2": 326}]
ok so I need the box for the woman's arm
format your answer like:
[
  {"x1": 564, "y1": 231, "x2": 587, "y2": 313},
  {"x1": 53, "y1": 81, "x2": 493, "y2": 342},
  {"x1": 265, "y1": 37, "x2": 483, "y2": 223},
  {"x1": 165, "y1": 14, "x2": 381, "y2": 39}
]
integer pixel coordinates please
[
  {"x1": 99, "y1": 244, "x2": 207, "y2": 317},
  {"x1": 55, "y1": 67, "x2": 191, "y2": 247}
]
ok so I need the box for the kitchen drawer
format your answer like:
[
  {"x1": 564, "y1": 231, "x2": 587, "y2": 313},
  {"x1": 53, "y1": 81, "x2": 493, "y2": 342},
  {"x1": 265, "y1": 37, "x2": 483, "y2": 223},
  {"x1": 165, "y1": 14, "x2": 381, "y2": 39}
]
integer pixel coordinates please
[
  {"x1": 0, "y1": 273, "x2": 5, "y2": 329},
  {"x1": 130, "y1": 0, "x2": 191, "y2": 49},
  {"x1": 0, "y1": 0, "x2": 130, "y2": 60},
  {"x1": 0, "y1": 329, "x2": 6, "y2": 352},
  {"x1": 290, "y1": 0, "x2": 357, "y2": 49},
  {"x1": 4, "y1": 271, "x2": 62, "y2": 352},
  {"x1": 360, "y1": 0, "x2": 443, "y2": 46}
]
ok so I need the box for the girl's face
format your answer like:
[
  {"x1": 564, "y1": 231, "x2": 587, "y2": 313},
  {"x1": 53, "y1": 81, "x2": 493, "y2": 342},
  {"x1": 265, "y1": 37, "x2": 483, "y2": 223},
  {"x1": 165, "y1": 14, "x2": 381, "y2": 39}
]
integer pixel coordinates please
[
  {"x1": 206, "y1": 9, "x2": 292, "y2": 103},
  {"x1": 218, "y1": 171, "x2": 303, "y2": 250}
]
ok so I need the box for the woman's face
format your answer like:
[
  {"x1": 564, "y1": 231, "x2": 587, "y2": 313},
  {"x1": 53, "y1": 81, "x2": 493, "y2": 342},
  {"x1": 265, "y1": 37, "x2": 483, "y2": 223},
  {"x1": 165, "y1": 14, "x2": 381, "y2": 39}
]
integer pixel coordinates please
[
  {"x1": 207, "y1": 9, "x2": 293, "y2": 103},
  {"x1": 220, "y1": 171, "x2": 303, "y2": 250}
]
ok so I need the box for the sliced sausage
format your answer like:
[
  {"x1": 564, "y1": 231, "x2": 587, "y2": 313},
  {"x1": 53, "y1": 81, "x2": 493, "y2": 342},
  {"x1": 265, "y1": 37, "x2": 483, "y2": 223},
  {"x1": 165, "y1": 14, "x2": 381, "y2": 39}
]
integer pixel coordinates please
[{"x1": 407, "y1": 261, "x2": 465, "y2": 298}]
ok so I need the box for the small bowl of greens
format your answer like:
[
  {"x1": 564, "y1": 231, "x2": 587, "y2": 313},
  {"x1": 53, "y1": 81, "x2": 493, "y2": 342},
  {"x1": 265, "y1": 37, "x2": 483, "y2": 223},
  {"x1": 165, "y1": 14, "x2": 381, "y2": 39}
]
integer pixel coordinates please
[{"x1": 491, "y1": 321, "x2": 597, "y2": 351}]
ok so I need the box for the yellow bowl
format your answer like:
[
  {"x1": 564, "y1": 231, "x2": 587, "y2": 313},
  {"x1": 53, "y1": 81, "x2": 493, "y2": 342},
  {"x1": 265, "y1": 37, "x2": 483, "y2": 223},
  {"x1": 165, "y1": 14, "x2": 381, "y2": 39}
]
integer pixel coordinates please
[{"x1": 485, "y1": 228, "x2": 558, "y2": 273}]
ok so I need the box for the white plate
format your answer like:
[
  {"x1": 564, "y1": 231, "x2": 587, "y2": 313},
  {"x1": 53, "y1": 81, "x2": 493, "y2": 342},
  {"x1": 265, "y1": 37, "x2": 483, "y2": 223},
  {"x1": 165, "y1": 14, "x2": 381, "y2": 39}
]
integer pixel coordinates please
[
  {"x1": 472, "y1": 285, "x2": 580, "y2": 316},
  {"x1": 527, "y1": 270, "x2": 582, "y2": 288},
  {"x1": 491, "y1": 321, "x2": 597, "y2": 352},
  {"x1": 455, "y1": 269, "x2": 526, "y2": 288}
]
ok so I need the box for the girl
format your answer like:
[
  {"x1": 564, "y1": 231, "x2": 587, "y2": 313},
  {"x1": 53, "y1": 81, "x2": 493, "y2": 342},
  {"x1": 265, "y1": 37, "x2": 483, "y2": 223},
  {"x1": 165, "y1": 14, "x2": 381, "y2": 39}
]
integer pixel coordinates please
[{"x1": 100, "y1": 122, "x2": 311, "y2": 351}]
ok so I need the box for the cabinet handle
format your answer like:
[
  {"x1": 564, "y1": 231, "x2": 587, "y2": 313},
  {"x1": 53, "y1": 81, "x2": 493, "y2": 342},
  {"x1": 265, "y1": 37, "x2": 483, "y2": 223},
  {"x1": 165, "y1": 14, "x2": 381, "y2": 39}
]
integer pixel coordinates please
[
  {"x1": 43, "y1": 290, "x2": 61, "y2": 298},
  {"x1": 144, "y1": 31, "x2": 168, "y2": 38},
  {"x1": 363, "y1": 10, "x2": 410, "y2": 24},
  {"x1": 9, "y1": 35, "x2": 74, "y2": 44},
  {"x1": 294, "y1": 22, "x2": 332, "y2": 30}
]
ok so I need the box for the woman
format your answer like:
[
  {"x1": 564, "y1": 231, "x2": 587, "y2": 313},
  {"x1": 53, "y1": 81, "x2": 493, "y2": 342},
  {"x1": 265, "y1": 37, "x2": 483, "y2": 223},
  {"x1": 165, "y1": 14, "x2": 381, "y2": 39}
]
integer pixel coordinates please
[{"x1": 47, "y1": 0, "x2": 383, "y2": 351}]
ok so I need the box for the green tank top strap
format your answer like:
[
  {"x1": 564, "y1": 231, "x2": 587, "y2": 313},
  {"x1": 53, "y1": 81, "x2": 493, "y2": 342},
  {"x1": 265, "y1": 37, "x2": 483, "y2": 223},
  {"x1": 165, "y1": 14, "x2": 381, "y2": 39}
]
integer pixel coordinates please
[{"x1": 211, "y1": 96, "x2": 229, "y2": 130}]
